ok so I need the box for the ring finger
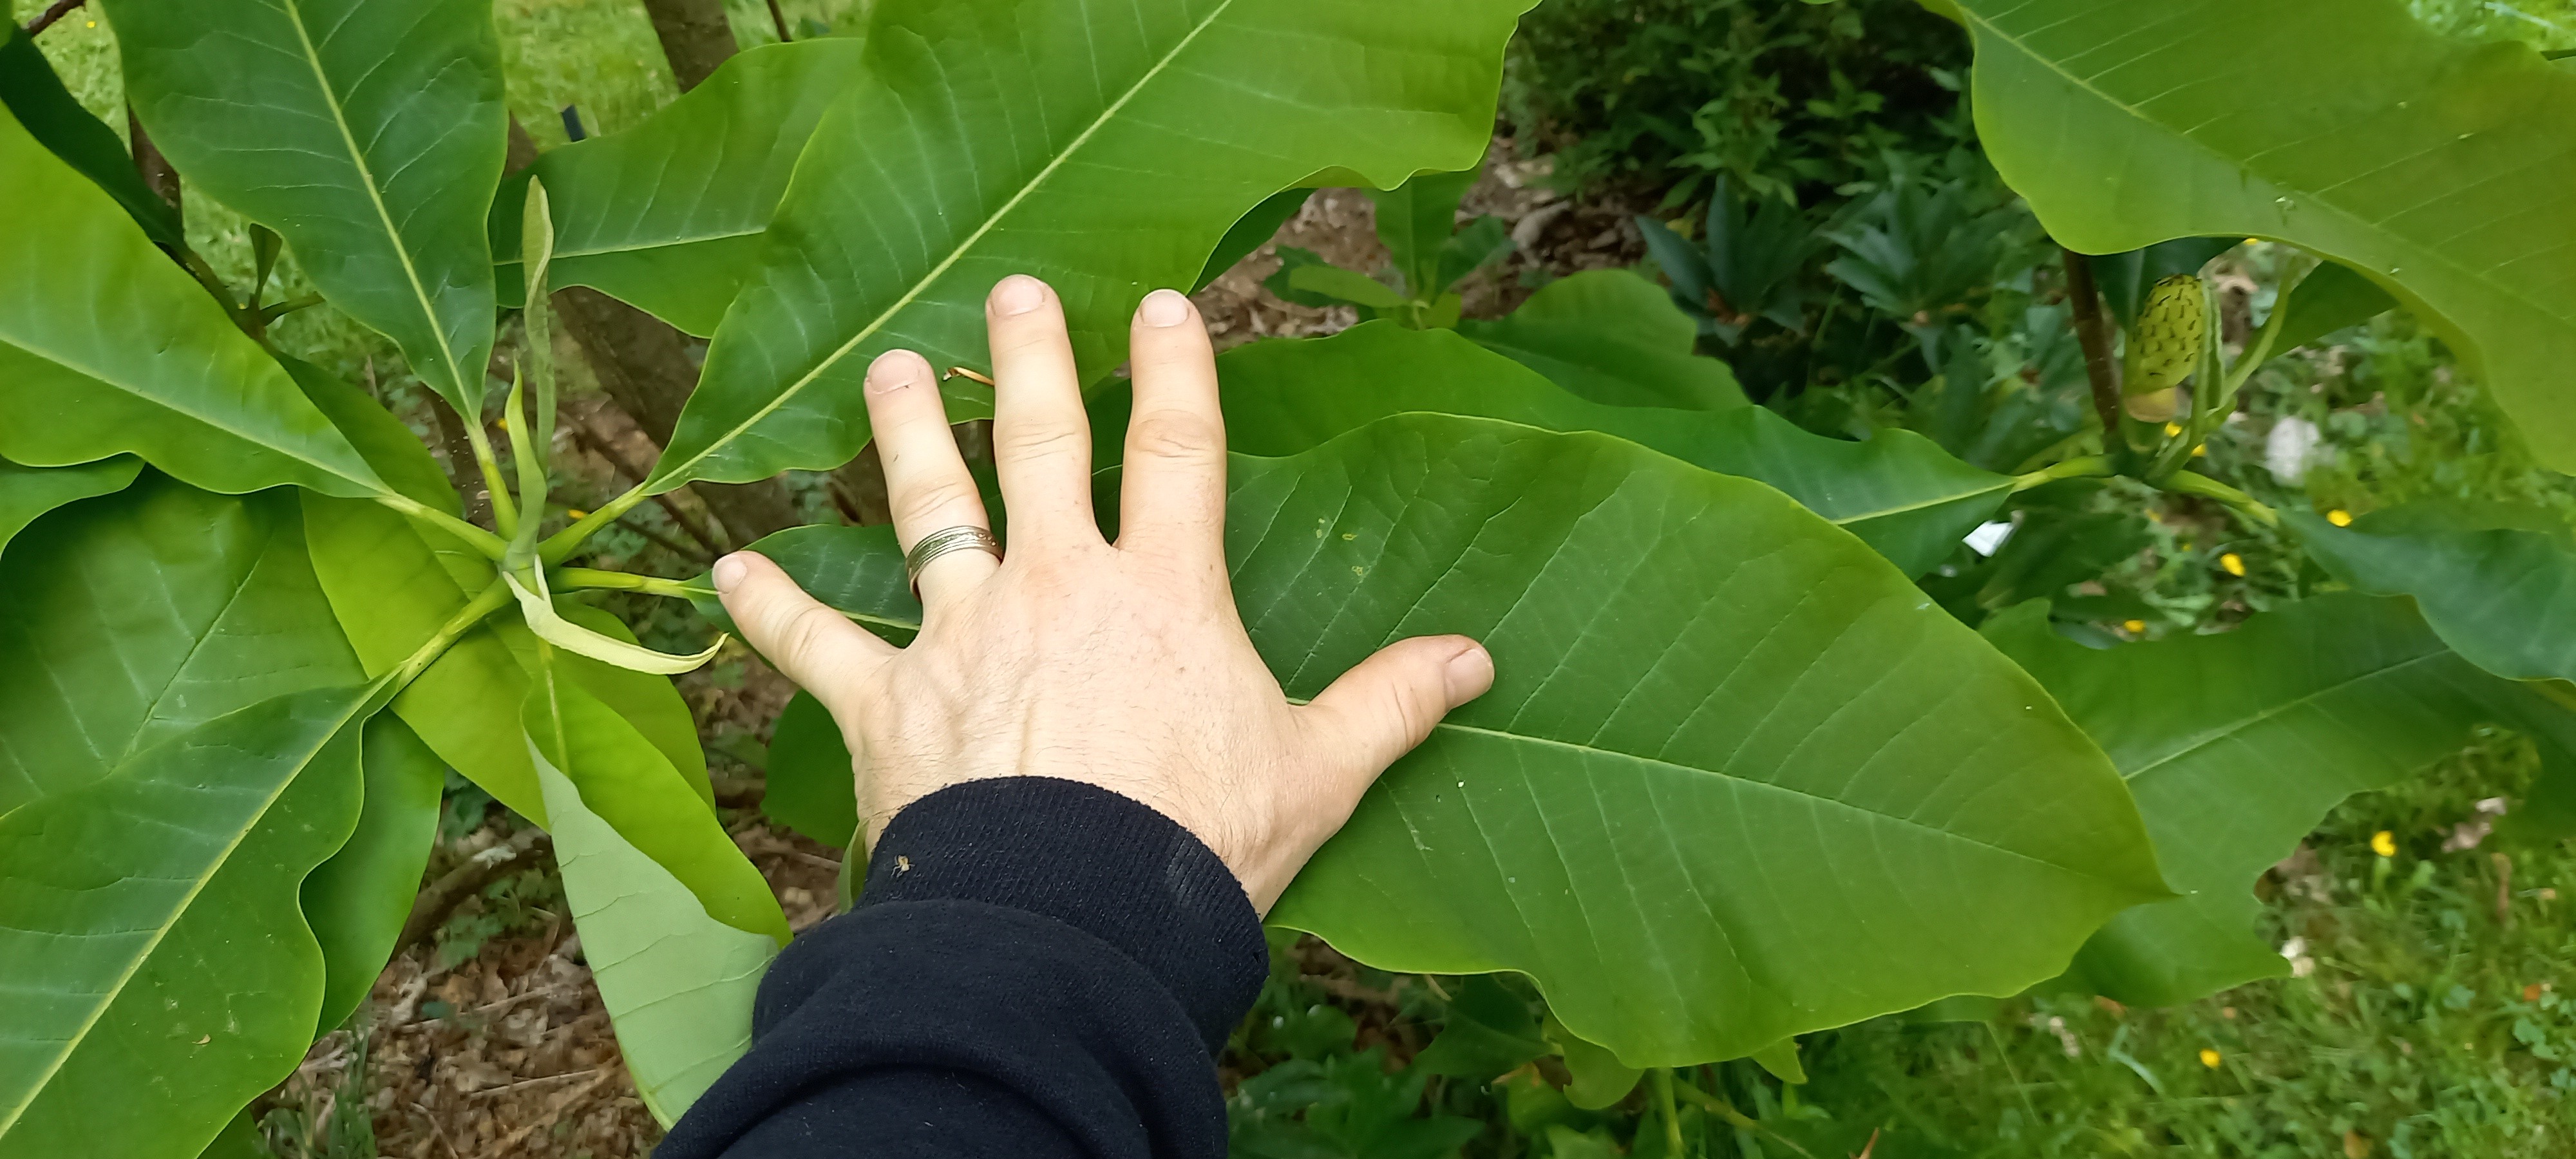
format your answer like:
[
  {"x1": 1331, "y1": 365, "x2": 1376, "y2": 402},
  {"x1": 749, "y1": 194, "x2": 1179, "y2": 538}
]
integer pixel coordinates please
[{"x1": 864, "y1": 348, "x2": 998, "y2": 614}]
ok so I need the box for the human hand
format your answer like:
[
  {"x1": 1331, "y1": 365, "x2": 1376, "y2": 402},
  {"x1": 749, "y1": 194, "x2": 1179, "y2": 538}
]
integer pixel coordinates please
[{"x1": 710, "y1": 275, "x2": 1493, "y2": 912}]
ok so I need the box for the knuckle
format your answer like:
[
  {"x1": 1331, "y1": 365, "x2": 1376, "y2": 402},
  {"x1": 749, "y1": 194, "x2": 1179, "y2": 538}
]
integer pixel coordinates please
[
  {"x1": 771, "y1": 603, "x2": 846, "y2": 667},
  {"x1": 1128, "y1": 410, "x2": 1220, "y2": 464},
  {"x1": 895, "y1": 477, "x2": 980, "y2": 528},
  {"x1": 998, "y1": 423, "x2": 1087, "y2": 463}
]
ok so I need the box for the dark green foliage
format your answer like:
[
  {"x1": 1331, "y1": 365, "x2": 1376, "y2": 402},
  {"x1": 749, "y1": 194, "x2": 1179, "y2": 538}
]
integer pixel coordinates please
[{"x1": 1502, "y1": 0, "x2": 1971, "y2": 205}]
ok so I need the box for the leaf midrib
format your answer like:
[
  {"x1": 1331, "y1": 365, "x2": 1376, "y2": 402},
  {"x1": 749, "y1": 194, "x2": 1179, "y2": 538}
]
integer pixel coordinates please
[
  {"x1": 498, "y1": 227, "x2": 757, "y2": 269},
  {"x1": 0, "y1": 335, "x2": 377, "y2": 492},
  {"x1": 277, "y1": 0, "x2": 466, "y2": 399},
  {"x1": 651, "y1": 0, "x2": 1247, "y2": 489},
  {"x1": 827, "y1": 599, "x2": 2116, "y2": 883},
  {"x1": 1959, "y1": 3, "x2": 2557, "y2": 328},
  {"x1": 0, "y1": 688, "x2": 370, "y2": 1136},
  {"x1": 2116, "y1": 647, "x2": 2456, "y2": 786}
]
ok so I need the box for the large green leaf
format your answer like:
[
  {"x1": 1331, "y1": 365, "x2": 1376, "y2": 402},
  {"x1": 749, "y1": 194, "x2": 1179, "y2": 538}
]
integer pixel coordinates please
[
  {"x1": 693, "y1": 523, "x2": 921, "y2": 645},
  {"x1": 0, "y1": 104, "x2": 388, "y2": 498},
  {"x1": 303, "y1": 714, "x2": 445, "y2": 1034},
  {"x1": 762, "y1": 690, "x2": 858, "y2": 849},
  {"x1": 1455, "y1": 270, "x2": 1748, "y2": 411},
  {"x1": 0, "y1": 684, "x2": 375, "y2": 1158},
  {"x1": 0, "y1": 27, "x2": 182, "y2": 250},
  {"x1": 531, "y1": 692, "x2": 779, "y2": 1127},
  {"x1": 304, "y1": 498, "x2": 710, "y2": 820},
  {"x1": 493, "y1": 40, "x2": 868, "y2": 335},
  {"x1": 0, "y1": 477, "x2": 363, "y2": 813},
  {"x1": 747, "y1": 414, "x2": 2166, "y2": 1064},
  {"x1": 525, "y1": 648, "x2": 788, "y2": 942},
  {"x1": 1952, "y1": 0, "x2": 2576, "y2": 469},
  {"x1": 104, "y1": 0, "x2": 507, "y2": 413},
  {"x1": 1183, "y1": 323, "x2": 2011, "y2": 575},
  {"x1": 0, "y1": 456, "x2": 138, "y2": 557},
  {"x1": 651, "y1": 0, "x2": 1535, "y2": 489},
  {"x1": 1984, "y1": 595, "x2": 2529, "y2": 1006},
  {"x1": 278, "y1": 355, "x2": 460, "y2": 514},
  {"x1": 2291, "y1": 504, "x2": 2576, "y2": 686}
]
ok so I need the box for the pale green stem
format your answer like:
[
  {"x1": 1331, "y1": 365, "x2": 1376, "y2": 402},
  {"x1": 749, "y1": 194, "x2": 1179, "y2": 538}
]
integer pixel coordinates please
[
  {"x1": 538, "y1": 480, "x2": 651, "y2": 565},
  {"x1": 1652, "y1": 1069, "x2": 1685, "y2": 1158},
  {"x1": 502, "y1": 371, "x2": 548, "y2": 570},
  {"x1": 465, "y1": 419, "x2": 518, "y2": 537},
  {"x1": 552, "y1": 567, "x2": 711, "y2": 602},
  {"x1": 1669, "y1": 1075, "x2": 1819, "y2": 1159},
  {"x1": 377, "y1": 494, "x2": 509, "y2": 559},
  {"x1": 391, "y1": 579, "x2": 513, "y2": 689},
  {"x1": 2011, "y1": 455, "x2": 2110, "y2": 492},
  {"x1": 2163, "y1": 469, "x2": 2279, "y2": 527}
]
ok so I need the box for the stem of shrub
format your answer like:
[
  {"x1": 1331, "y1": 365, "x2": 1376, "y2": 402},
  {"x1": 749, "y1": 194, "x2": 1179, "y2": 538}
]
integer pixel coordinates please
[
  {"x1": 1651, "y1": 1068, "x2": 1683, "y2": 1156},
  {"x1": 379, "y1": 494, "x2": 509, "y2": 559},
  {"x1": 391, "y1": 580, "x2": 514, "y2": 690},
  {"x1": 2059, "y1": 247, "x2": 2128, "y2": 457},
  {"x1": 553, "y1": 567, "x2": 710, "y2": 602},
  {"x1": 540, "y1": 480, "x2": 651, "y2": 565}
]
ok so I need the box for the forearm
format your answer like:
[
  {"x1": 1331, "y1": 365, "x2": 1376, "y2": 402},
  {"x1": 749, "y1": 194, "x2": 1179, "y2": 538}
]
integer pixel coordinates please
[{"x1": 655, "y1": 777, "x2": 1267, "y2": 1158}]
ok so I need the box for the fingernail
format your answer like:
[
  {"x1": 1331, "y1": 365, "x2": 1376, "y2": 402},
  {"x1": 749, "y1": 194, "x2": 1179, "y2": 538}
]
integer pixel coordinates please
[
  {"x1": 1443, "y1": 643, "x2": 1494, "y2": 704},
  {"x1": 866, "y1": 350, "x2": 920, "y2": 395},
  {"x1": 1137, "y1": 288, "x2": 1191, "y2": 328},
  {"x1": 992, "y1": 274, "x2": 1046, "y2": 316},
  {"x1": 712, "y1": 554, "x2": 749, "y2": 592}
]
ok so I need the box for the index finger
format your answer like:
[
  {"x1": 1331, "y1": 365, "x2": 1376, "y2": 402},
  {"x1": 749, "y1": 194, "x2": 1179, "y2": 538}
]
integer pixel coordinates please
[{"x1": 1116, "y1": 288, "x2": 1226, "y2": 564}]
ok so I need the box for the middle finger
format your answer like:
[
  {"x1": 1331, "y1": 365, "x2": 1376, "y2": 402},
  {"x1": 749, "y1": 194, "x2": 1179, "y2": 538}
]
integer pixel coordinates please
[{"x1": 984, "y1": 275, "x2": 1098, "y2": 549}]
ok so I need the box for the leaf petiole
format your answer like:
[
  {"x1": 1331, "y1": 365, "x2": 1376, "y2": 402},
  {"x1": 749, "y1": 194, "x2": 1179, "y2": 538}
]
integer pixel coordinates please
[
  {"x1": 376, "y1": 493, "x2": 509, "y2": 559},
  {"x1": 538, "y1": 480, "x2": 651, "y2": 565},
  {"x1": 2161, "y1": 470, "x2": 2279, "y2": 527},
  {"x1": 390, "y1": 578, "x2": 513, "y2": 690},
  {"x1": 553, "y1": 567, "x2": 713, "y2": 602}
]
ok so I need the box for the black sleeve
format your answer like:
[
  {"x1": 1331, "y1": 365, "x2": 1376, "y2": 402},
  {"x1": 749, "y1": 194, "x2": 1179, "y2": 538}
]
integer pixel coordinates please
[{"x1": 654, "y1": 777, "x2": 1269, "y2": 1159}]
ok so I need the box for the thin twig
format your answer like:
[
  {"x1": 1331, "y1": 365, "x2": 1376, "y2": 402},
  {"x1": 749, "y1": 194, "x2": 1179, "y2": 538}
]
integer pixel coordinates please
[
  {"x1": 481, "y1": 1069, "x2": 618, "y2": 1158},
  {"x1": 427, "y1": 395, "x2": 497, "y2": 529},
  {"x1": 764, "y1": 0, "x2": 792, "y2": 41},
  {"x1": 2060, "y1": 247, "x2": 2126, "y2": 453},
  {"x1": 25, "y1": 0, "x2": 85, "y2": 35},
  {"x1": 396, "y1": 827, "x2": 550, "y2": 959},
  {"x1": 468, "y1": 1066, "x2": 608, "y2": 1100},
  {"x1": 412, "y1": 1101, "x2": 460, "y2": 1159}
]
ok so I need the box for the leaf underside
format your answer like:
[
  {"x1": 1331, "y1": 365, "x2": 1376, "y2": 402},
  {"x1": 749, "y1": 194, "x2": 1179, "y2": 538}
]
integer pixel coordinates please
[{"x1": 747, "y1": 414, "x2": 2163, "y2": 1064}]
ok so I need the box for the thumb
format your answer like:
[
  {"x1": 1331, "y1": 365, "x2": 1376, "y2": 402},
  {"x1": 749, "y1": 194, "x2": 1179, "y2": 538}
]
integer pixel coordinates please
[
  {"x1": 712, "y1": 552, "x2": 895, "y2": 701},
  {"x1": 1300, "y1": 635, "x2": 1493, "y2": 786}
]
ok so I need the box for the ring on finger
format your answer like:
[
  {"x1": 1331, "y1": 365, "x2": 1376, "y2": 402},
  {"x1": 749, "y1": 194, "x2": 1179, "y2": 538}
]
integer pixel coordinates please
[{"x1": 904, "y1": 525, "x2": 1002, "y2": 597}]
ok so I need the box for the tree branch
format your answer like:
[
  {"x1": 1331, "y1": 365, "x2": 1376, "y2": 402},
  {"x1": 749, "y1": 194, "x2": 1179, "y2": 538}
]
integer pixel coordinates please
[
  {"x1": 25, "y1": 0, "x2": 84, "y2": 35},
  {"x1": 2060, "y1": 246, "x2": 2126, "y2": 451}
]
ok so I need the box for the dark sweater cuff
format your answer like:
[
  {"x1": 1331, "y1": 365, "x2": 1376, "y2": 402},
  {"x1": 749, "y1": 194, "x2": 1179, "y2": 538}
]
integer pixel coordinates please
[{"x1": 855, "y1": 776, "x2": 1267, "y2": 1048}]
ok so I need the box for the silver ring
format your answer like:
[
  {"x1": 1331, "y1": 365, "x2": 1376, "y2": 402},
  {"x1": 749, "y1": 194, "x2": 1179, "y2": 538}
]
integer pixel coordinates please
[{"x1": 903, "y1": 525, "x2": 1001, "y2": 596}]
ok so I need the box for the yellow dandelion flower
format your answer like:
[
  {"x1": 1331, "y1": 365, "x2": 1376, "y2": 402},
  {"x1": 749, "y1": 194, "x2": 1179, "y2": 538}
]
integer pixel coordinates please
[
  {"x1": 2123, "y1": 619, "x2": 2147, "y2": 635},
  {"x1": 2164, "y1": 422, "x2": 2184, "y2": 437},
  {"x1": 2193, "y1": 444, "x2": 2208, "y2": 457},
  {"x1": 567, "y1": 508, "x2": 590, "y2": 520},
  {"x1": 2327, "y1": 509, "x2": 2354, "y2": 527},
  {"x1": 2371, "y1": 830, "x2": 2397, "y2": 857},
  {"x1": 2221, "y1": 552, "x2": 2247, "y2": 577},
  {"x1": 2199, "y1": 1048, "x2": 2222, "y2": 1068}
]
